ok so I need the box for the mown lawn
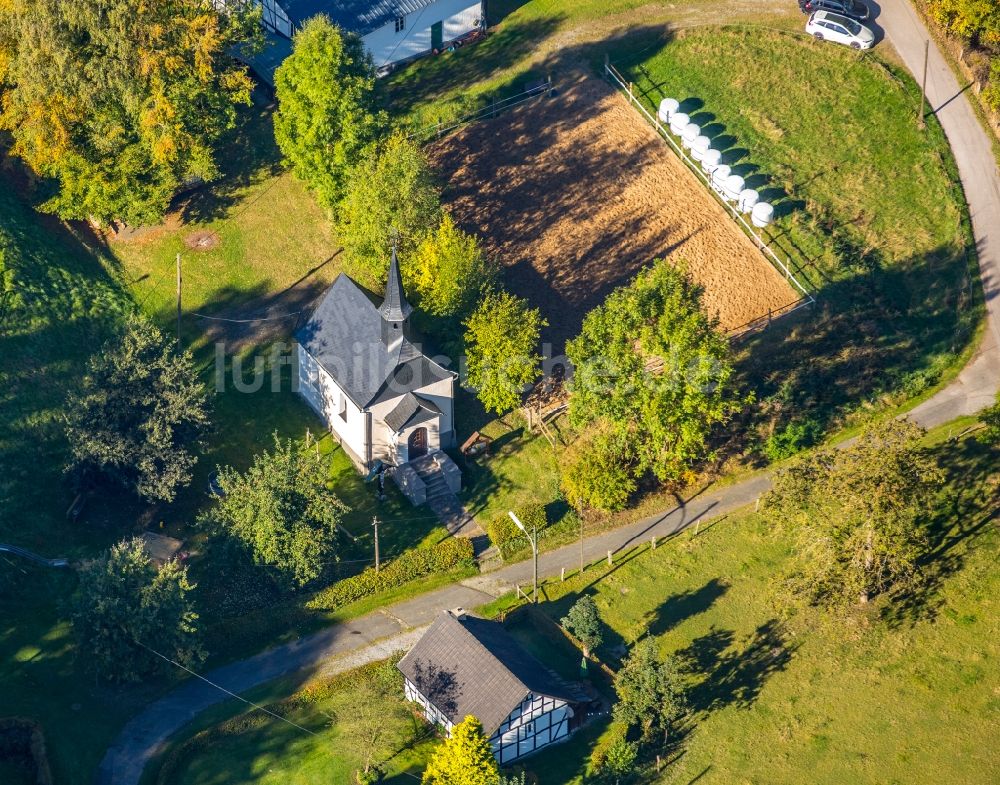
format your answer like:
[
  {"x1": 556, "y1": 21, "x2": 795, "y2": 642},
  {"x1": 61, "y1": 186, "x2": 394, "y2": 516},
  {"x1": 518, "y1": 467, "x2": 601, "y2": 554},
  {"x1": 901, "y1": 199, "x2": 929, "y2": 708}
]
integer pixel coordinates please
[
  {"x1": 153, "y1": 660, "x2": 436, "y2": 785},
  {"x1": 495, "y1": 433, "x2": 999, "y2": 785}
]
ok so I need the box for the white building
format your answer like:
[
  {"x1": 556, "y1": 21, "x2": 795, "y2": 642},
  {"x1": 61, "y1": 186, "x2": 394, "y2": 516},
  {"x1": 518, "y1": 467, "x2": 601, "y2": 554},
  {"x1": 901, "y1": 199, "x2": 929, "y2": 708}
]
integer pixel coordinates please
[
  {"x1": 224, "y1": 0, "x2": 485, "y2": 82},
  {"x1": 295, "y1": 252, "x2": 457, "y2": 473},
  {"x1": 398, "y1": 609, "x2": 593, "y2": 764}
]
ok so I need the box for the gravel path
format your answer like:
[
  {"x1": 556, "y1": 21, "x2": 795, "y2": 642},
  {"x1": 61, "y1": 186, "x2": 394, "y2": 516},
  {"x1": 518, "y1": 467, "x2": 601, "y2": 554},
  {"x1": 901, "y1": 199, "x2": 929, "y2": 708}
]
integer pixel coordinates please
[{"x1": 96, "y1": 5, "x2": 1000, "y2": 784}]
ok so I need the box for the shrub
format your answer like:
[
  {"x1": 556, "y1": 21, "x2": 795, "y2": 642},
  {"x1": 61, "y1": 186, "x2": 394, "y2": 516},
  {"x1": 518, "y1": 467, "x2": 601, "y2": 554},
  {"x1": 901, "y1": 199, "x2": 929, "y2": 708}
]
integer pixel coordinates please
[
  {"x1": 560, "y1": 425, "x2": 636, "y2": 512},
  {"x1": 761, "y1": 418, "x2": 822, "y2": 462},
  {"x1": 488, "y1": 504, "x2": 547, "y2": 559},
  {"x1": 307, "y1": 537, "x2": 474, "y2": 610}
]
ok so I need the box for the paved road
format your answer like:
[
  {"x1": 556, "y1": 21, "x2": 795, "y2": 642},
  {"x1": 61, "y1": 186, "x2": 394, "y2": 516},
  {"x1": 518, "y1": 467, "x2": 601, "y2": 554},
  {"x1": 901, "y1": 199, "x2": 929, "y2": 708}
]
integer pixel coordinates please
[{"x1": 96, "y1": 6, "x2": 1000, "y2": 784}]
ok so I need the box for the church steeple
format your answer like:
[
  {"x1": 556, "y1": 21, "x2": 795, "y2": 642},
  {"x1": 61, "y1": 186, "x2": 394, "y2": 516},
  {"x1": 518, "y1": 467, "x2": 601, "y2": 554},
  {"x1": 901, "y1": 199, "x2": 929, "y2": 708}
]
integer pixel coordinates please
[
  {"x1": 379, "y1": 246, "x2": 413, "y2": 323},
  {"x1": 380, "y1": 247, "x2": 412, "y2": 350}
]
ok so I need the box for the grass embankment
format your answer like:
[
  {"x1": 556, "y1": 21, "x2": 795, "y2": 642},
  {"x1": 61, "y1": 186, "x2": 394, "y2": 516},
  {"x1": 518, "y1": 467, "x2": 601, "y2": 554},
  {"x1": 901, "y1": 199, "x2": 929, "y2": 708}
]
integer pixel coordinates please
[
  {"x1": 152, "y1": 660, "x2": 436, "y2": 785},
  {"x1": 502, "y1": 433, "x2": 1000, "y2": 784}
]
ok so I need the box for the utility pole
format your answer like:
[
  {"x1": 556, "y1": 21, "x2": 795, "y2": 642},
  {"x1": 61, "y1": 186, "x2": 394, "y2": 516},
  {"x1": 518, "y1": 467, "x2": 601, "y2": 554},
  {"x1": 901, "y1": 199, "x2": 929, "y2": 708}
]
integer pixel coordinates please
[
  {"x1": 509, "y1": 511, "x2": 538, "y2": 603},
  {"x1": 175, "y1": 252, "x2": 182, "y2": 351},
  {"x1": 918, "y1": 39, "x2": 929, "y2": 130},
  {"x1": 372, "y1": 516, "x2": 380, "y2": 573}
]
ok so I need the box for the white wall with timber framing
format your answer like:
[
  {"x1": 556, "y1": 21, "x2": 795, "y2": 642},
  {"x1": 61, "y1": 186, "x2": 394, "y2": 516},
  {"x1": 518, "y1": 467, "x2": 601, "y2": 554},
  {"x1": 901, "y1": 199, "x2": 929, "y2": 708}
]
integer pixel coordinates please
[{"x1": 489, "y1": 692, "x2": 573, "y2": 764}]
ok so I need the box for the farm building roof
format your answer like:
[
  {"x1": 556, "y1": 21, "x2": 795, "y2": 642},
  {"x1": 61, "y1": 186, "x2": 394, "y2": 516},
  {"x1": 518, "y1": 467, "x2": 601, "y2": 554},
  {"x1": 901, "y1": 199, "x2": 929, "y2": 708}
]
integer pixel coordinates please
[
  {"x1": 397, "y1": 610, "x2": 582, "y2": 735},
  {"x1": 295, "y1": 268, "x2": 453, "y2": 408},
  {"x1": 278, "y1": 0, "x2": 438, "y2": 36}
]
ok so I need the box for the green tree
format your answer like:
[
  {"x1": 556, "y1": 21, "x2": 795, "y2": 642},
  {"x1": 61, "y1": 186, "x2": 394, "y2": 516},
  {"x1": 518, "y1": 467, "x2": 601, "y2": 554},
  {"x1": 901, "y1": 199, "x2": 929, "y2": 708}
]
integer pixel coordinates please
[
  {"x1": 561, "y1": 595, "x2": 604, "y2": 658},
  {"x1": 567, "y1": 261, "x2": 746, "y2": 486},
  {"x1": 422, "y1": 715, "x2": 500, "y2": 785},
  {"x1": 980, "y1": 394, "x2": 1000, "y2": 444},
  {"x1": 413, "y1": 213, "x2": 495, "y2": 318},
  {"x1": 600, "y1": 737, "x2": 638, "y2": 785},
  {"x1": 560, "y1": 423, "x2": 636, "y2": 512},
  {"x1": 928, "y1": 0, "x2": 1000, "y2": 47},
  {"x1": 335, "y1": 661, "x2": 406, "y2": 783},
  {"x1": 768, "y1": 419, "x2": 945, "y2": 608},
  {"x1": 71, "y1": 538, "x2": 203, "y2": 682},
  {"x1": 64, "y1": 314, "x2": 210, "y2": 502},
  {"x1": 274, "y1": 15, "x2": 381, "y2": 211},
  {"x1": 464, "y1": 290, "x2": 546, "y2": 416},
  {"x1": 612, "y1": 638, "x2": 687, "y2": 745},
  {"x1": 0, "y1": 0, "x2": 259, "y2": 225},
  {"x1": 205, "y1": 436, "x2": 348, "y2": 587},
  {"x1": 339, "y1": 132, "x2": 441, "y2": 286}
]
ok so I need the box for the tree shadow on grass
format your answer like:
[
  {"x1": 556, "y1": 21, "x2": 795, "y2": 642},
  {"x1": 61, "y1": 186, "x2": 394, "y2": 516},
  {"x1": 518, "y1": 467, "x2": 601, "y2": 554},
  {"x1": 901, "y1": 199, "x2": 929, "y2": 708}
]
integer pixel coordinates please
[
  {"x1": 881, "y1": 438, "x2": 1000, "y2": 628},
  {"x1": 678, "y1": 620, "x2": 796, "y2": 713},
  {"x1": 641, "y1": 578, "x2": 729, "y2": 638},
  {"x1": 175, "y1": 91, "x2": 284, "y2": 225}
]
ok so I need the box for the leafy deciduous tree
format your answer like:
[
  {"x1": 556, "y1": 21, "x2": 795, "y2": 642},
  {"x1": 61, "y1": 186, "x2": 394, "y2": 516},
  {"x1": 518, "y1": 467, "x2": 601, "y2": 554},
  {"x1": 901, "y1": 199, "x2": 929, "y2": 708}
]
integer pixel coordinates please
[
  {"x1": 274, "y1": 15, "x2": 382, "y2": 210},
  {"x1": 422, "y1": 715, "x2": 501, "y2": 785},
  {"x1": 561, "y1": 595, "x2": 604, "y2": 658},
  {"x1": 464, "y1": 290, "x2": 546, "y2": 416},
  {"x1": 768, "y1": 418, "x2": 945, "y2": 608},
  {"x1": 412, "y1": 213, "x2": 495, "y2": 318},
  {"x1": 600, "y1": 737, "x2": 638, "y2": 784},
  {"x1": 334, "y1": 661, "x2": 405, "y2": 783},
  {"x1": 0, "y1": 0, "x2": 259, "y2": 225},
  {"x1": 339, "y1": 132, "x2": 441, "y2": 286},
  {"x1": 560, "y1": 423, "x2": 636, "y2": 512},
  {"x1": 204, "y1": 436, "x2": 348, "y2": 587},
  {"x1": 612, "y1": 638, "x2": 687, "y2": 745},
  {"x1": 567, "y1": 261, "x2": 746, "y2": 487},
  {"x1": 64, "y1": 314, "x2": 210, "y2": 502},
  {"x1": 71, "y1": 538, "x2": 203, "y2": 682},
  {"x1": 978, "y1": 394, "x2": 1000, "y2": 444}
]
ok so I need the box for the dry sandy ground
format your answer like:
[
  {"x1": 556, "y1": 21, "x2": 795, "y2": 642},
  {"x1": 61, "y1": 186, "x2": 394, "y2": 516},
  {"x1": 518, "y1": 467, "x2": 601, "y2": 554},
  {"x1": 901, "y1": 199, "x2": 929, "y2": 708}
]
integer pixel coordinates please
[{"x1": 428, "y1": 72, "x2": 796, "y2": 350}]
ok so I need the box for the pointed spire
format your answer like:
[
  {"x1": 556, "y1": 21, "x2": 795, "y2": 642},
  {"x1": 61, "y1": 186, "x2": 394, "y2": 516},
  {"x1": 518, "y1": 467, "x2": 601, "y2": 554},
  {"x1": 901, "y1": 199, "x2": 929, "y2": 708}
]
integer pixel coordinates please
[{"x1": 380, "y1": 245, "x2": 412, "y2": 323}]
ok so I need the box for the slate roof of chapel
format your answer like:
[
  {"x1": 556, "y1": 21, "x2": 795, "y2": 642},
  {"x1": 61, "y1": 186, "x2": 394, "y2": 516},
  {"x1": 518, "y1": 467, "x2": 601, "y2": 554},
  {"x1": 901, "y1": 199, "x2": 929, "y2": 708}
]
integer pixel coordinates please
[{"x1": 295, "y1": 268, "x2": 453, "y2": 408}]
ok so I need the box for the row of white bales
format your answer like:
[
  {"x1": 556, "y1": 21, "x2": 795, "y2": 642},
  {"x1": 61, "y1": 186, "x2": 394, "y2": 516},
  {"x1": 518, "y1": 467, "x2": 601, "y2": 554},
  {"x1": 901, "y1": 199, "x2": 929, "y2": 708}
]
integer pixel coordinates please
[{"x1": 658, "y1": 98, "x2": 774, "y2": 228}]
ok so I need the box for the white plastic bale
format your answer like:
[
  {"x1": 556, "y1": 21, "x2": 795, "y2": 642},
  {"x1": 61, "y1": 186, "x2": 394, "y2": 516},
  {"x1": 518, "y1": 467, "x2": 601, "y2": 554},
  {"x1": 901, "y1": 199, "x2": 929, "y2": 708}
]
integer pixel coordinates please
[
  {"x1": 691, "y1": 136, "x2": 711, "y2": 162},
  {"x1": 681, "y1": 123, "x2": 701, "y2": 149},
  {"x1": 701, "y1": 148, "x2": 722, "y2": 175},
  {"x1": 669, "y1": 112, "x2": 690, "y2": 135},
  {"x1": 751, "y1": 201, "x2": 775, "y2": 228},
  {"x1": 723, "y1": 174, "x2": 745, "y2": 202},
  {"x1": 657, "y1": 97, "x2": 679, "y2": 123},
  {"x1": 711, "y1": 164, "x2": 732, "y2": 194},
  {"x1": 738, "y1": 188, "x2": 760, "y2": 214}
]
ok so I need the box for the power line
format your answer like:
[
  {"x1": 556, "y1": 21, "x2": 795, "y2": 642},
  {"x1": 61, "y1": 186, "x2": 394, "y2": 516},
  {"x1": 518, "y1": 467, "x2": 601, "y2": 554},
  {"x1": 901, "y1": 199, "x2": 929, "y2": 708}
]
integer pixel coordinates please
[
  {"x1": 135, "y1": 640, "x2": 320, "y2": 737},
  {"x1": 190, "y1": 310, "x2": 304, "y2": 323}
]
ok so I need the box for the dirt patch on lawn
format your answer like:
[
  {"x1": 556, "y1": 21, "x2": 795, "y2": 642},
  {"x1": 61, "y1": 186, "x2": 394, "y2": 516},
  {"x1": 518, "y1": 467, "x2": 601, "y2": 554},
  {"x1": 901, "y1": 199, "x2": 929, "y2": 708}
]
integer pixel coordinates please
[
  {"x1": 184, "y1": 230, "x2": 221, "y2": 251},
  {"x1": 427, "y1": 72, "x2": 796, "y2": 352}
]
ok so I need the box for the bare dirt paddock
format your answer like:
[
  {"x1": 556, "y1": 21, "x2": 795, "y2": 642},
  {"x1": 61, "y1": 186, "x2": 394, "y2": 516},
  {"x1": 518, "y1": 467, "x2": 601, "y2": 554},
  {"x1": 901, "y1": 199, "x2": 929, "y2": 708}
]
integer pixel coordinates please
[{"x1": 427, "y1": 73, "x2": 796, "y2": 351}]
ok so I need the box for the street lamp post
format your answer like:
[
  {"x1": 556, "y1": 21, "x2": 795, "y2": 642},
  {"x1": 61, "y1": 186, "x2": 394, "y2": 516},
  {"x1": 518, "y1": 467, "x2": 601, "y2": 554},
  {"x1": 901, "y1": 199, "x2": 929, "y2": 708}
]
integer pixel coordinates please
[{"x1": 508, "y1": 510, "x2": 538, "y2": 604}]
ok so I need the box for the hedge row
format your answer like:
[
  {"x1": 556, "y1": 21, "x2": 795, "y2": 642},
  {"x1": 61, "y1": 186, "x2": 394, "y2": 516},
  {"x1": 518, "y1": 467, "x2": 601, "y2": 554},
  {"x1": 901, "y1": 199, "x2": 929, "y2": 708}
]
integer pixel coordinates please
[{"x1": 307, "y1": 537, "x2": 475, "y2": 610}]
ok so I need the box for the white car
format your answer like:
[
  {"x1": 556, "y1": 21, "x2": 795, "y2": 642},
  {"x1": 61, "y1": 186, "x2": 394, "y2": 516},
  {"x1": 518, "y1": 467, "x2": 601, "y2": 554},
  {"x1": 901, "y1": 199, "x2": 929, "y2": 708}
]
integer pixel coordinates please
[{"x1": 806, "y1": 10, "x2": 876, "y2": 49}]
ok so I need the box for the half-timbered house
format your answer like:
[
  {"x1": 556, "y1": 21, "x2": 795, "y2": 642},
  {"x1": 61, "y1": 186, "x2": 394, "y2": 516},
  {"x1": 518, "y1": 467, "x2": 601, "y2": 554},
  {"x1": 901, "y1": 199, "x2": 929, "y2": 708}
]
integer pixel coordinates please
[{"x1": 397, "y1": 609, "x2": 592, "y2": 764}]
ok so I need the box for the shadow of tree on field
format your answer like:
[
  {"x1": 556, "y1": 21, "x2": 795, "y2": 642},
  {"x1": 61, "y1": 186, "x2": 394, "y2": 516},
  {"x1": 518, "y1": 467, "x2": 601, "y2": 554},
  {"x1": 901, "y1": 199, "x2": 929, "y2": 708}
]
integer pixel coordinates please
[
  {"x1": 642, "y1": 578, "x2": 729, "y2": 638},
  {"x1": 679, "y1": 620, "x2": 796, "y2": 713},
  {"x1": 881, "y1": 438, "x2": 1000, "y2": 628},
  {"x1": 176, "y1": 91, "x2": 284, "y2": 225}
]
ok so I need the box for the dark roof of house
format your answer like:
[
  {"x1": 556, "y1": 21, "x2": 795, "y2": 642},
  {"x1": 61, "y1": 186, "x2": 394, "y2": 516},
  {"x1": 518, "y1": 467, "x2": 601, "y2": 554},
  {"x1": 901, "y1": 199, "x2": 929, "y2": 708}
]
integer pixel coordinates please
[
  {"x1": 279, "y1": 0, "x2": 438, "y2": 35},
  {"x1": 295, "y1": 272, "x2": 453, "y2": 408},
  {"x1": 397, "y1": 611, "x2": 581, "y2": 735},
  {"x1": 383, "y1": 392, "x2": 440, "y2": 431}
]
